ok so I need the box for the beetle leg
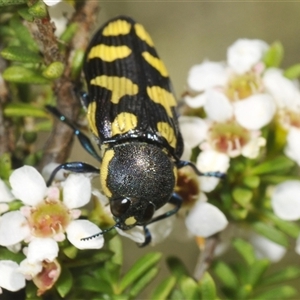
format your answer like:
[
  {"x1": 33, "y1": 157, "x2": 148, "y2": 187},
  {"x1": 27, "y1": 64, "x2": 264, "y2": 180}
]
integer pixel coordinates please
[
  {"x1": 46, "y1": 162, "x2": 100, "y2": 186},
  {"x1": 177, "y1": 160, "x2": 225, "y2": 179},
  {"x1": 45, "y1": 105, "x2": 102, "y2": 162},
  {"x1": 138, "y1": 226, "x2": 152, "y2": 247}
]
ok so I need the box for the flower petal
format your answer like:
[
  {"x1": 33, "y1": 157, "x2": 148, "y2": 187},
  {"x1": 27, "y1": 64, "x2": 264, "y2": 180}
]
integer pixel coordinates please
[
  {"x1": 227, "y1": 39, "x2": 268, "y2": 74},
  {"x1": 187, "y1": 61, "x2": 227, "y2": 91},
  {"x1": 116, "y1": 226, "x2": 145, "y2": 244},
  {"x1": 0, "y1": 180, "x2": 15, "y2": 202},
  {"x1": 271, "y1": 180, "x2": 300, "y2": 221},
  {"x1": 9, "y1": 166, "x2": 47, "y2": 206},
  {"x1": 234, "y1": 94, "x2": 276, "y2": 130},
  {"x1": 184, "y1": 93, "x2": 207, "y2": 109},
  {"x1": 63, "y1": 174, "x2": 92, "y2": 209},
  {"x1": 66, "y1": 220, "x2": 104, "y2": 249},
  {"x1": 0, "y1": 260, "x2": 25, "y2": 292},
  {"x1": 284, "y1": 127, "x2": 300, "y2": 166},
  {"x1": 148, "y1": 204, "x2": 176, "y2": 245},
  {"x1": 204, "y1": 89, "x2": 233, "y2": 122},
  {"x1": 197, "y1": 150, "x2": 230, "y2": 192},
  {"x1": 19, "y1": 258, "x2": 43, "y2": 279},
  {"x1": 179, "y1": 116, "x2": 208, "y2": 148},
  {"x1": 27, "y1": 238, "x2": 59, "y2": 263},
  {"x1": 43, "y1": 0, "x2": 61, "y2": 5},
  {"x1": 248, "y1": 232, "x2": 286, "y2": 262},
  {"x1": 263, "y1": 68, "x2": 300, "y2": 109},
  {"x1": 185, "y1": 202, "x2": 228, "y2": 237},
  {"x1": 0, "y1": 211, "x2": 30, "y2": 246}
]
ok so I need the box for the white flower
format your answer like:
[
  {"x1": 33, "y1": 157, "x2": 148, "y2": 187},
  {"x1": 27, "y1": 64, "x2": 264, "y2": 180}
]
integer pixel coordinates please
[
  {"x1": 196, "y1": 150, "x2": 230, "y2": 192},
  {"x1": 263, "y1": 68, "x2": 300, "y2": 109},
  {"x1": 0, "y1": 179, "x2": 14, "y2": 203},
  {"x1": 26, "y1": 238, "x2": 59, "y2": 263},
  {"x1": 179, "y1": 116, "x2": 209, "y2": 160},
  {"x1": 227, "y1": 39, "x2": 269, "y2": 74},
  {"x1": 43, "y1": 0, "x2": 61, "y2": 6},
  {"x1": 185, "y1": 193, "x2": 228, "y2": 237},
  {"x1": 47, "y1": 2, "x2": 75, "y2": 37},
  {"x1": 19, "y1": 258, "x2": 43, "y2": 280},
  {"x1": 204, "y1": 89, "x2": 233, "y2": 122},
  {"x1": 284, "y1": 127, "x2": 300, "y2": 166},
  {"x1": 233, "y1": 94, "x2": 276, "y2": 130},
  {"x1": 248, "y1": 232, "x2": 286, "y2": 262},
  {"x1": 0, "y1": 260, "x2": 26, "y2": 292},
  {"x1": 0, "y1": 166, "x2": 104, "y2": 262},
  {"x1": 271, "y1": 180, "x2": 300, "y2": 221}
]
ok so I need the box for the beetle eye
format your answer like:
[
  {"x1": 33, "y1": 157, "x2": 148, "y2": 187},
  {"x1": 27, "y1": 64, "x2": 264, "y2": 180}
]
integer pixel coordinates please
[
  {"x1": 111, "y1": 198, "x2": 131, "y2": 217},
  {"x1": 141, "y1": 203, "x2": 155, "y2": 223}
]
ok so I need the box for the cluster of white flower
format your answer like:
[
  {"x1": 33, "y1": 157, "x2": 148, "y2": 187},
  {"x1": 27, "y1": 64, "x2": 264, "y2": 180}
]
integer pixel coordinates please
[
  {"x1": 0, "y1": 166, "x2": 103, "y2": 294},
  {"x1": 181, "y1": 38, "x2": 300, "y2": 260}
]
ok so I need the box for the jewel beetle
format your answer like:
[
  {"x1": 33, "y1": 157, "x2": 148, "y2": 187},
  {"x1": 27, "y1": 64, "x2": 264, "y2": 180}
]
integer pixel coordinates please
[{"x1": 47, "y1": 16, "x2": 224, "y2": 246}]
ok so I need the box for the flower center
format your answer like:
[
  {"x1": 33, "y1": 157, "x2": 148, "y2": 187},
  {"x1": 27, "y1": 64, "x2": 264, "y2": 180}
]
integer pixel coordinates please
[
  {"x1": 226, "y1": 72, "x2": 261, "y2": 101},
  {"x1": 209, "y1": 121, "x2": 251, "y2": 155},
  {"x1": 28, "y1": 201, "x2": 71, "y2": 238},
  {"x1": 175, "y1": 167, "x2": 200, "y2": 208}
]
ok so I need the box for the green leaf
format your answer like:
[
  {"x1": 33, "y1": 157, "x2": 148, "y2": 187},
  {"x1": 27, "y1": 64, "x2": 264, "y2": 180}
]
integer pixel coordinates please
[
  {"x1": 60, "y1": 22, "x2": 78, "y2": 43},
  {"x1": 3, "y1": 66, "x2": 50, "y2": 84},
  {"x1": 166, "y1": 256, "x2": 189, "y2": 280},
  {"x1": 108, "y1": 235, "x2": 123, "y2": 266},
  {"x1": 232, "y1": 238, "x2": 255, "y2": 265},
  {"x1": 42, "y1": 61, "x2": 65, "y2": 79},
  {"x1": 151, "y1": 276, "x2": 176, "y2": 300},
  {"x1": 35, "y1": 120, "x2": 52, "y2": 131},
  {"x1": 71, "y1": 49, "x2": 85, "y2": 80},
  {"x1": 9, "y1": 17, "x2": 38, "y2": 51},
  {"x1": 260, "y1": 266, "x2": 300, "y2": 286},
  {"x1": 119, "y1": 252, "x2": 162, "y2": 293},
  {"x1": 76, "y1": 275, "x2": 113, "y2": 294},
  {"x1": 180, "y1": 277, "x2": 200, "y2": 300},
  {"x1": 4, "y1": 103, "x2": 48, "y2": 118},
  {"x1": 252, "y1": 222, "x2": 289, "y2": 247},
  {"x1": 265, "y1": 212, "x2": 300, "y2": 238},
  {"x1": 232, "y1": 187, "x2": 253, "y2": 207},
  {"x1": 243, "y1": 176, "x2": 260, "y2": 189},
  {"x1": 284, "y1": 63, "x2": 300, "y2": 79},
  {"x1": 199, "y1": 272, "x2": 217, "y2": 300},
  {"x1": 18, "y1": 7, "x2": 34, "y2": 22},
  {"x1": 56, "y1": 267, "x2": 73, "y2": 298},
  {"x1": 0, "y1": 153, "x2": 12, "y2": 180},
  {"x1": 212, "y1": 261, "x2": 238, "y2": 290},
  {"x1": 247, "y1": 259, "x2": 269, "y2": 286},
  {"x1": 0, "y1": 0, "x2": 26, "y2": 6},
  {"x1": 129, "y1": 267, "x2": 159, "y2": 299},
  {"x1": 250, "y1": 156, "x2": 295, "y2": 175},
  {"x1": 254, "y1": 285, "x2": 297, "y2": 300},
  {"x1": 0, "y1": 247, "x2": 24, "y2": 263},
  {"x1": 1, "y1": 46, "x2": 41, "y2": 63},
  {"x1": 68, "y1": 250, "x2": 113, "y2": 268},
  {"x1": 263, "y1": 41, "x2": 284, "y2": 68},
  {"x1": 28, "y1": 0, "x2": 47, "y2": 18}
]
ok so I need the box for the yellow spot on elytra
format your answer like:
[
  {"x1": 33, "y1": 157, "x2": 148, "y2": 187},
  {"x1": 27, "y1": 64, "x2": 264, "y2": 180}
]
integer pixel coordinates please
[
  {"x1": 100, "y1": 149, "x2": 114, "y2": 198},
  {"x1": 87, "y1": 101, "x2": 98, "y2": 137},
  {"x1": 91, "y1": 76, "x2": 138, "y2": 104},
  {"x1": 125, "y1": 216, "x2": 137, "y2": 226},
  {"x1": 103, "y1": 19, "x2": 132, "y2": 36},
  {"x1": 173, "y1": 166, "x2": 178, "y2": 185},
  {"x1": 142, "y1": 52, "x2": 168, "y2": 77},
  {"x1": 88, "y1": 45, "x2": 132, "y2": 62},
  {"x1": 112, "y1": 112, "x2": 138, "y2": 136},
  {"x1": 147, "y1": 86, "x2": 177, "y2": 118},
  {"x1": 157, "y1": 121, "x2": 177, "y2": 148},
  {"x1": 134, "y1": 23, "x2": 154, "y2": 47}
]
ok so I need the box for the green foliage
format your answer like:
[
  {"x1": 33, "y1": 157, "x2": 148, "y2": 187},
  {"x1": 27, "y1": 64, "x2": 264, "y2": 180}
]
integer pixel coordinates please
[{"x1": 212, "y1": 239, "x2": 300, "y2": 299}]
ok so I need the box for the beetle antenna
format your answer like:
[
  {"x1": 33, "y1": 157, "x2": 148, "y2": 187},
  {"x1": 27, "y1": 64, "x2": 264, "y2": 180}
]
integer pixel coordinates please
[{"x1": 80, "y1": 225, "x2": 116, "y2": 241}]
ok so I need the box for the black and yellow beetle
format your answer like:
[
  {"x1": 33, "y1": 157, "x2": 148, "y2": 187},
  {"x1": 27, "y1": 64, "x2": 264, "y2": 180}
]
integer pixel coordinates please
[{"x1": 47, "y1": 16, "x2": 224, "y2": 246}]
